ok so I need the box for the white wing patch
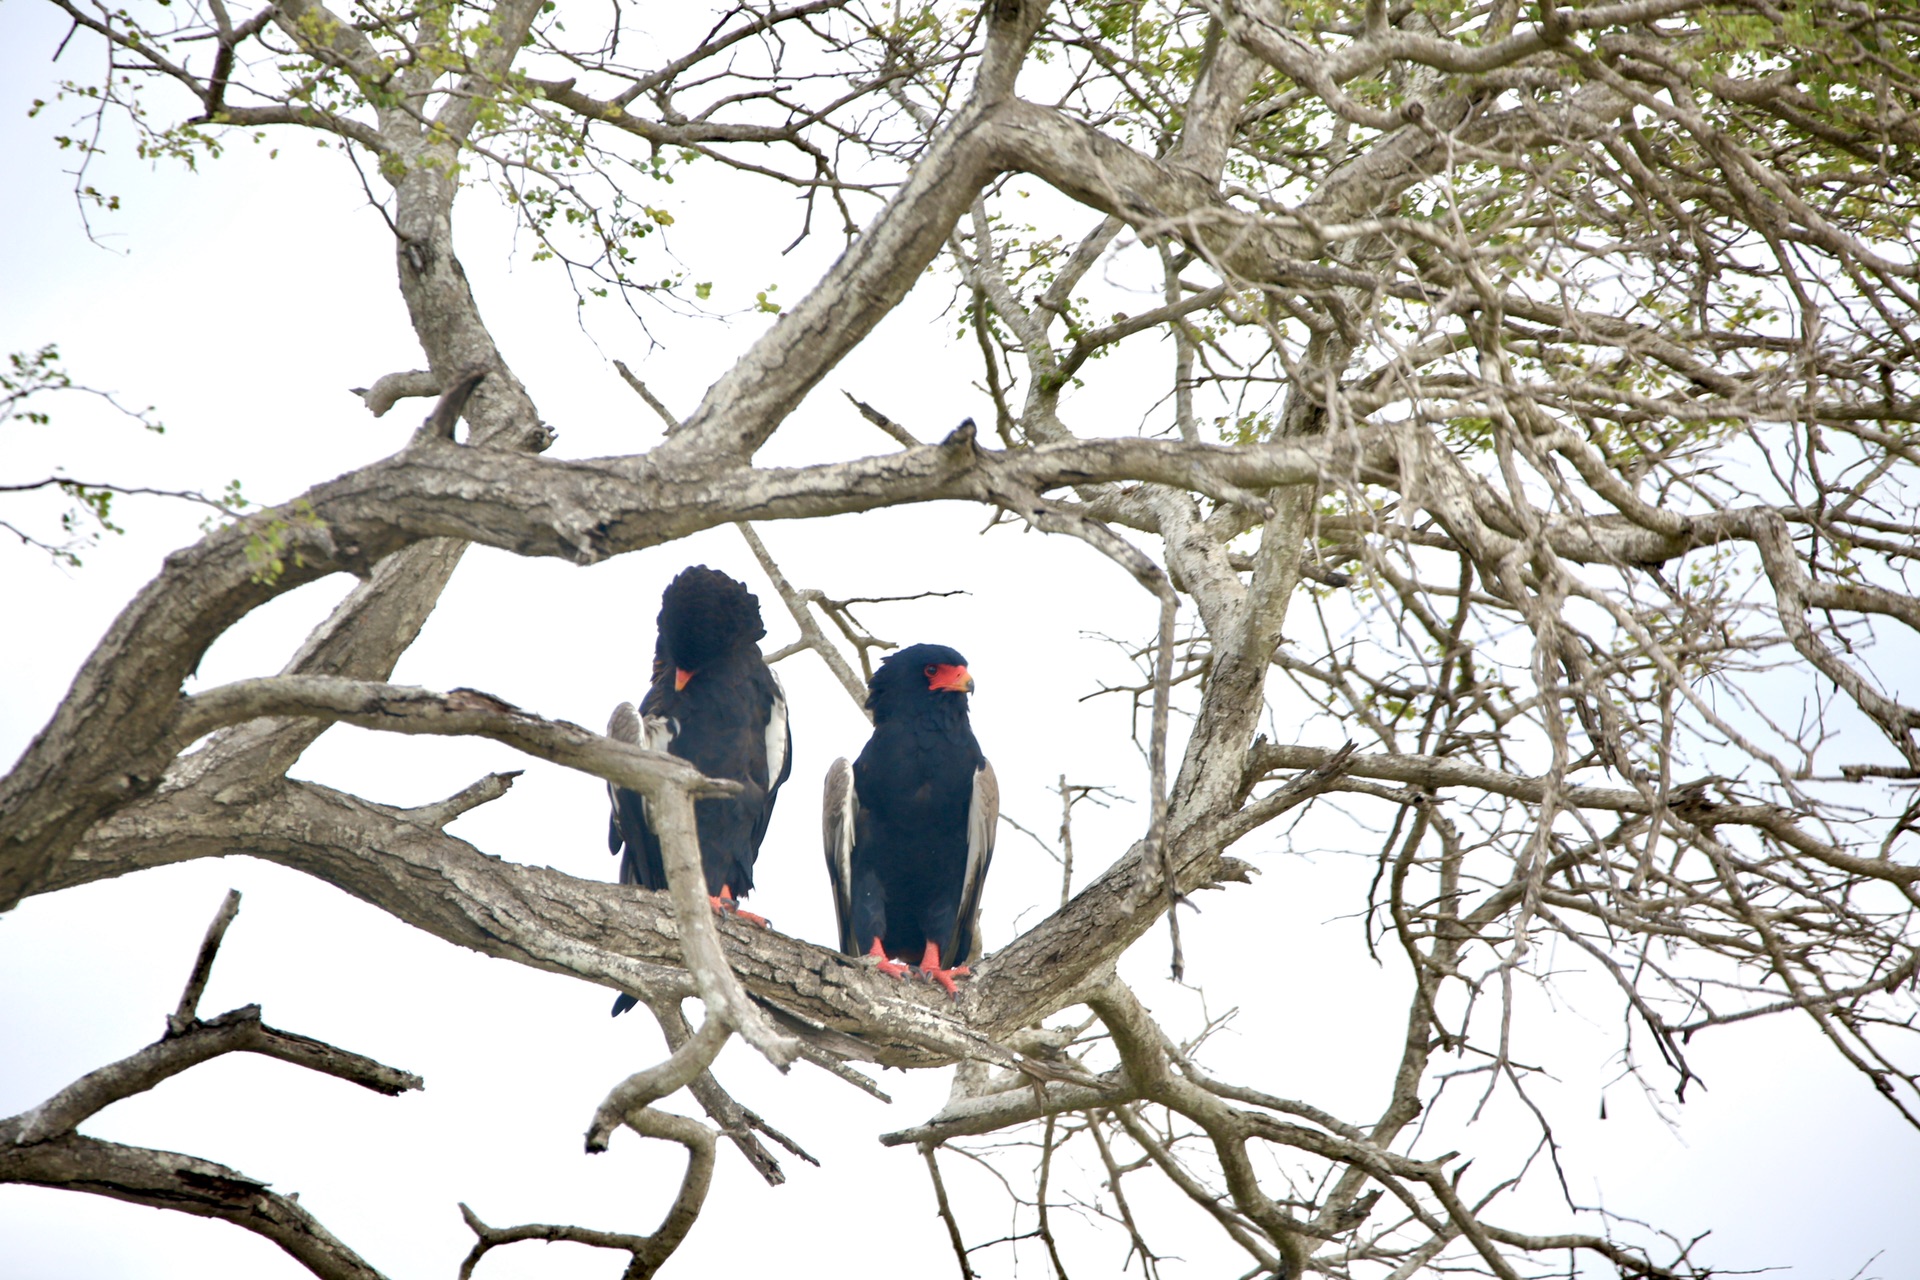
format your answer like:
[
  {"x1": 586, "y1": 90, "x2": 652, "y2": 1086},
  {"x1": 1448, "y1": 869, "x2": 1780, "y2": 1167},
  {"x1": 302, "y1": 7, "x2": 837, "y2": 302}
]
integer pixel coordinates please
[
  {"x1": 952, "y1": 758, "x2": 1000, "y2": 964},
  {"x1": 607, "y1": 702, "x2": 640, "y2": 814},
  {"x1": 625, "y1": 714, "x2": 676, "y2": 830},
  {"x1": 822, "y1": 757, "x2": 857, "y2": 955},
  {"x1": 765, "y1": 672, "x2": 790, "y2": 787}
]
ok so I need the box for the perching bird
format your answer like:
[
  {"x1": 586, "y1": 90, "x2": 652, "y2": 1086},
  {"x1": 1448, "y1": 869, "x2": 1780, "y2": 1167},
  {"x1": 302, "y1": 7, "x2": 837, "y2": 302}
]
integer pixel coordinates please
[
  {"x1": 608, "y1": 565, "x2": 791, "y2": 1016},
  {"x1": 824, "y1": 643, "x2": 997, "y2": 997}
]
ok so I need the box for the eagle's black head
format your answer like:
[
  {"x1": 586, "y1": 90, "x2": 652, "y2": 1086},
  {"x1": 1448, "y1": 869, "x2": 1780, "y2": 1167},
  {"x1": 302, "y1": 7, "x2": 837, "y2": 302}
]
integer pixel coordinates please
[
  {"x1": 657, "y1": 566, "x2": 766, "y2": 677},
  {"x1": 868, "y1": 642, "x2": 974, "y2": 720}
]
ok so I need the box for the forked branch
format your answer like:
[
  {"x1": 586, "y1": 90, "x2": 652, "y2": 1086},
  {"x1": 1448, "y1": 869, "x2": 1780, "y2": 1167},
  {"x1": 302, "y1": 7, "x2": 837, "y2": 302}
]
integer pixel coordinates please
[{"x1": 0, "y1": 891, "x2": 419, "y2": 1280}]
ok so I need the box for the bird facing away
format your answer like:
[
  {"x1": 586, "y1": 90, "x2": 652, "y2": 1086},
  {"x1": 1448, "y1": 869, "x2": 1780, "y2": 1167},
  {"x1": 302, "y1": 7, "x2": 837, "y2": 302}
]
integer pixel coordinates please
[
  {"x1": 823, "y1": 643, "x2": 997, "y2": 997},
  {"x1": 608, "y1": 565, "x2": 791, "y2": 1016}
]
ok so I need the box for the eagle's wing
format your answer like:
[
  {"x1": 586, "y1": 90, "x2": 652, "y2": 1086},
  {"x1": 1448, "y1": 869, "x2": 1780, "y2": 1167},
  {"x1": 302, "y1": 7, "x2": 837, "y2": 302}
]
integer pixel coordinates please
[
  {"x1": 607, "y1": 703, "x2": 676, "y2": 889},
  {"x1": 750, "y1": 669, "x2": 793, "y2": 854},
  {"x1": 945, "y1": 758, "x2": 999, "y2": 968},
  {"x1": 823, "y1": 756, "x2": 858, "y2": 956}
]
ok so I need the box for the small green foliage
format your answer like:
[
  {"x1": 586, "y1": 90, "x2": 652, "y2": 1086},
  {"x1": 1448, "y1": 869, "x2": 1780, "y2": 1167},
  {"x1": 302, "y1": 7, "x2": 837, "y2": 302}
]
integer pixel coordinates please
[
  {"x1": 56, "y1": 483, "x2": 126, "y2": 540},
  {"x1": 200, "y1": 479, "x2": 251, "y2": 533},
  {"x1": 3, "y1": 345, "x2": 162, "y2": 432},
  {"x1": 3, "y1": 345, "x2": 73, "y2": 426},
  {"x1": 243, "y1": 499, "x2": 325, "y2": 586},
  {"x1": 1219, "y1": 412, "x2": 1279, "y2": 446}
]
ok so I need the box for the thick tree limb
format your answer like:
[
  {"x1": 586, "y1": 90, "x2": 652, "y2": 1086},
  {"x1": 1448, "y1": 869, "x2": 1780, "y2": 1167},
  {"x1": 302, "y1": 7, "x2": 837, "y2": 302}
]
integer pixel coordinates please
[
  {"x1": 1, "y1": 1134, "x2": 392, "y2": 1280},
  {"x1": 0, "y1": 427, "x2": 1361, "y2": 914},
  {"x1": 173, "y1": 676, "x2": 739, "y2": 800}
]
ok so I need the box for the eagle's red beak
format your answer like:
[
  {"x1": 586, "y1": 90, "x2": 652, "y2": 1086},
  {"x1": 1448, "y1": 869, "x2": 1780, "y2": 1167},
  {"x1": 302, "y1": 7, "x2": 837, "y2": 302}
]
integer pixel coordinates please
[
  {"x1": 927, "y1": 664, "x2": 974, "y2": 694},
  {"x1": 674, "y1": 668, "x2": 694, "y2": 691}
]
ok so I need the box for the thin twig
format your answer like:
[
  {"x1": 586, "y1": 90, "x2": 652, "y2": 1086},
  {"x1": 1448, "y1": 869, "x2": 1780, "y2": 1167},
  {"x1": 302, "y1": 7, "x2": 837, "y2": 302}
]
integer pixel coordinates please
[
  {"x1": 844, "y1": 390, "x2": 922, "y2": 447},
  {"x1": 736, "y1": 521, "x2": 871, "y2": 713},
  {"x1": 169, "y1": 888, "x2": 241, "y2": 1035},
  {"x1": 922, "y1": 1144, "x2": 979, "y2": 1279},
  {"x1": 1147, "y1": 592, "x2": 1182, "y2": 980},
  {"x1": 615, "y1": 359, "x2": 681, "y2": 431}
]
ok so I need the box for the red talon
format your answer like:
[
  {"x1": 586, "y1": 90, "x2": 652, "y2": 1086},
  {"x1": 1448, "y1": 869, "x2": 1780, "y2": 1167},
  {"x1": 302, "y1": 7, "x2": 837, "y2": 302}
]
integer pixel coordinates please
[
  {"x1": 868, "y1": 937, "x2": 910, "y2": 979},
  {"x1": 711, "y1": 886, "x2": 769, "y2": 928},
  {"x1": 915, "y1": 941, "x2": 970, "y2": 998}
]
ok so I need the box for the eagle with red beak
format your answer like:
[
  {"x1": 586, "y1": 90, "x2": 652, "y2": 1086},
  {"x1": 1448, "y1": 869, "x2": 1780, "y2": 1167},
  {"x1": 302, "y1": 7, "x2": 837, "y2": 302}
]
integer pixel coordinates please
[
  {"x1": 607, "y1": 566, "x2": 791, "y2": 1016},
  {"x1": 823, "y1": 643, "x2": 998, "y2": 997}
]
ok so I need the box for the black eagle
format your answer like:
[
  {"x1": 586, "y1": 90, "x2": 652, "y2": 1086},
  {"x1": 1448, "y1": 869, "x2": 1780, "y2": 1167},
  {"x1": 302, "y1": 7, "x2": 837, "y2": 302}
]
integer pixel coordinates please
[
  {"x1": 823, "y1": 643, "x2": 997, "y2": 996},
  {"x1": 608, "y1": 566, "x2": 791, "y2": 1015}
]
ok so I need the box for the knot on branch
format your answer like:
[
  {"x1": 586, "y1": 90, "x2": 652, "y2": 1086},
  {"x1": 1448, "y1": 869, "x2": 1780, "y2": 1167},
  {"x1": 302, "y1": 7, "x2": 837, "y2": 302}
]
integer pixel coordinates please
[
  {"x1": 446, "y1": 687, "x2": 522, "y2": 715},
  {"x1": 401, "y1": 237, "x2": 432, "y2": 276}
]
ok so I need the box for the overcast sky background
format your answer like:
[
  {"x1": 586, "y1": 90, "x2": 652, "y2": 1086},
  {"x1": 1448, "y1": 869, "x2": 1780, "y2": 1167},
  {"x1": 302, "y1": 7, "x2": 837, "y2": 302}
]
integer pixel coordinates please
[{"x1": 3, "y1": 5, "x2": 1918, "y2": 1278}]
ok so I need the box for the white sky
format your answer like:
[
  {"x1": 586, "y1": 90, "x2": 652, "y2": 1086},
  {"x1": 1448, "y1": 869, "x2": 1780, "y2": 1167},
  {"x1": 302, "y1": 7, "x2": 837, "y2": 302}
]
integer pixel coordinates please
[{"x1": 3, "y1": 5, "x2": 1917, "y2": 1278}]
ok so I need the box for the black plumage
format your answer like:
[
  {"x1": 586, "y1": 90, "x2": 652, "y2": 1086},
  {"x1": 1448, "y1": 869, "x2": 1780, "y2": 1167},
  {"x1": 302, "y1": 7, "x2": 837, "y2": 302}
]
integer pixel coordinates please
[
  {"x1": 608, "y1": 566, "x2": 791, "y2": 1015},
  {"x1": 824, "y1": 643, "x2": 997, "y2": 996}
]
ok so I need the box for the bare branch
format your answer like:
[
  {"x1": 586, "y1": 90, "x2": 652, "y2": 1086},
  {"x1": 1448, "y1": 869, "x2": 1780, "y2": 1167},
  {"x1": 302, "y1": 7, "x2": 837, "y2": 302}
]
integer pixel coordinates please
[
  {"x1": 1, "y1": 900, "x2": 419, "y2": 1280},
  {"x1": 169, "y1": 888, "x2": 241, "y2": 1034},
  {"x1": 615, "y1": 360, "x2": 683, "y2": 432},
  {"x1": 351, "y1": 371, "x2": 440, "y2": 419},
  {"x1": 736, "y1": 522, "x2": 870, "y2": 713},
  {"x1": 922, "y1": 1145, "x2": 979, "y2": 1280}
]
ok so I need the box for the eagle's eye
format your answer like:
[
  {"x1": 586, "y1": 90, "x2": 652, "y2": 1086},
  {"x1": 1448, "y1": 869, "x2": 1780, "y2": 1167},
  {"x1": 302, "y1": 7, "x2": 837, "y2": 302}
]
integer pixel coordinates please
[{"x1": 924, "y1": 665, "x2": 937, "y2": 678}]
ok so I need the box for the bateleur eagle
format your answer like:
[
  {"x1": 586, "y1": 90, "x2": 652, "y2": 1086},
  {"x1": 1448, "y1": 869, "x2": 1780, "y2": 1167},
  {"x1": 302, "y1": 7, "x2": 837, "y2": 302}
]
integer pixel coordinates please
[
  {"x1": 607, "y1": 565, "x2": 791, "y2": 1016},
  {"x1": 823, "y1": 643, "x2": 998, "y2": 996}
]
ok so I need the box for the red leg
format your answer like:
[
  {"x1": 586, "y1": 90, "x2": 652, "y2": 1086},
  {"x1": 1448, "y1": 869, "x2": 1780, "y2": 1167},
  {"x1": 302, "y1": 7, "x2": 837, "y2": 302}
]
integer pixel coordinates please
[
  {"x1": 710, "y1": 885, "x2": 769, "y2": 928},
  {"x1": 867, "y1": 937, "x2": 909, "y2": 979},
  {"x1": 915, "y1": 941, "x2": 971, "y2": 998}
]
